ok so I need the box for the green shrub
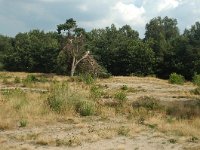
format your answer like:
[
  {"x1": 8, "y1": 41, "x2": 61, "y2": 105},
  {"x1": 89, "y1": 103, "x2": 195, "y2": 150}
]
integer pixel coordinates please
[
  {"x1": 132, "y1": 96, "x2": 161, "y2": 111},
  {"x1": 193, "y1": 73, "x2": 200, "y2": 86},
  {"x1": 24, "y1": 74, "x2": 39, "y2": 83},
  {"x1": 121, "y1": 85, "x2": 128, "y2": 91},
  {"x1": 47, "y1": 95, "x2": 66, "y2": 113},
  {"x1": 19, "y1": 119, "x2": 27, "y2": 127},
  {"x1": 90, "y1": 85, "x2": 103, "y2": 100},
  {"x1": 75, "y1": 101, "x2": 95, "y2": 116},
  {"x1": 114, "y1": 91, "x2": 127, "y2": 105},
  {"x1": 169, "y1": 73, "x2": 185, "y2": 85},
  {"x1": 46, "y1": 82, "x2": 69, "y2": 113},
  {"x1": 14, "y1": 77, "x2": 21, "y2": 83},
  {"x1": 46, "y1": 82, "x2": 95, "y2": 115},
  {"x1": 79, "y1": 74, "x2": 95, "y2": 85}
]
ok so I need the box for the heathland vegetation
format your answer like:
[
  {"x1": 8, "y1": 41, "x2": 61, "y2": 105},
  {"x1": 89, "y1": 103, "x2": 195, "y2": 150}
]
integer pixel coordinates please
[
  {"x1": 0, "y1": 16, "x2": 200, "y2": 149},
  {"x1": 0, "y1": 72, "x2": 200, "y2": 149}
]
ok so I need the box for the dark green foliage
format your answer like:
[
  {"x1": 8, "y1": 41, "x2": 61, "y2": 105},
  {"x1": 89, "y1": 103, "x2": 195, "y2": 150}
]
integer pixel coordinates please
[
  {"x1": 0, "y1": 35, "x2": 14, "y2": 71},
  {"x1": 87, "y1": 24, "x2": 155, "y2": 76},
  {"x1": 169, "y1": 73, "x2": 185, "y2": 85},
  {"x1": 0, "y1": 17, "x2": 200, "y2": 80},
  {"x1": 145, "y1": 16, "x2": 180, "y2": 78},
  {"x1": 3, "y1": 30, "x2": 60, "y2": 73}
]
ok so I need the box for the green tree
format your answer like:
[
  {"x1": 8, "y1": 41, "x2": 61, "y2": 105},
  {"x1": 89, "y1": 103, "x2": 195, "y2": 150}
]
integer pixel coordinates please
[
  {"x1": 145, "y1": 16, "x2": 179, "y2": 77},
  {"x1": 0, "y1": 35, "x2": 14, "y2": 70},
  {"x1": 3, "y1": 30, "x2": 60, "y2": 72},
  {"x1": 87, "y1": 24, "x2": 155, "y2": 76}
]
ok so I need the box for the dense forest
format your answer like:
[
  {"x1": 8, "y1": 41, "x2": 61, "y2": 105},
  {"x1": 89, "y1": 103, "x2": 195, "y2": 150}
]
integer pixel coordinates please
[{"x1": 0, "y1": 16, "x2": 200, "y2": 80}]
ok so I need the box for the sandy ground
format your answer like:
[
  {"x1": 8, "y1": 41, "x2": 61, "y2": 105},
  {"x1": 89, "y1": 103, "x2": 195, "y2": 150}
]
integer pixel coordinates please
[
  {"x1": 0, "y1": 76, "x2": 200, "y2": 150},
  {"x1": 0, "y1": 117, "x2": 199, "y2": 150}
]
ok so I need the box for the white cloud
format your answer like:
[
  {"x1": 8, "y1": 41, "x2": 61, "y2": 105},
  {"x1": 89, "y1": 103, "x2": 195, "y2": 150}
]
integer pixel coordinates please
[
  {"x1": 112, "y1": 2, "x2": 146, "y2": 26},
  {"x1": 0, "y1": 0, "x2": 200, "y2": 37},
  {"x1": 78, "y1": 4, "x2": 88, "y2": 12},
  {"x1": 157, "y1": 0, "x2": 182, "y2": 12},
  {"x1": 79, "y1": 1, "x2": 146, "y2": 31}
]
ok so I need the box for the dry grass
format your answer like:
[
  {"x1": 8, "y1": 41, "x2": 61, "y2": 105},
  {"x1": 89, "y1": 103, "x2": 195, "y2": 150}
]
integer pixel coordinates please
[
  {"x1": 147, "y1": 115, "x2": 200, "y2": 137},
  {"x1": 0, "y1": 72, "x2": 90, "y2": 129},
  {"x1": 0, "y1": 72, "x2": 200, "y2": 149}
]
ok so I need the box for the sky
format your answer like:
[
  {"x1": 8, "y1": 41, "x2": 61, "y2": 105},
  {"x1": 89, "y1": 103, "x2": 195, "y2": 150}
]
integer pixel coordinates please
[{"x1": 0, "y1": 0, "x2": 200, "y2": 38}]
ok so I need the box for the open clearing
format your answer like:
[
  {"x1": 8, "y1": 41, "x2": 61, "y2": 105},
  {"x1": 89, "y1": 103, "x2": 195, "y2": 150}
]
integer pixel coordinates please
[{"x1": 0, "y1": 73, "x2": 200, "y2": 150}]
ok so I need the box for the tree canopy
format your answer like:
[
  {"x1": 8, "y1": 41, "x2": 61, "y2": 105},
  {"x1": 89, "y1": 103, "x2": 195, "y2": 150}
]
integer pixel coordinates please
[{"x1": 1, "y1": 17, "x2": 200, "y2": 80}]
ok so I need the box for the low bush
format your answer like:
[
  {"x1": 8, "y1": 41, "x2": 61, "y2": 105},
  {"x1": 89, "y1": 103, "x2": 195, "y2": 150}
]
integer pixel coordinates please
[
  {"x1": 23, "y1": 74, "x2": 39, "y2": 83},
  {"x1": 75, "y1": 100, "x2": 95, "y2": 116},
  {"x1": 169, "y1": 73, "x2": 185, "y2": 85},
  {"x1": 165, "y1": 101, "x2": 200, "y2": 119},
  {"x1": 121, "y1": 85, "x2": 128, "y2": 91},
  {"x1": 90, "y1": 85, "x2": 103, "y2": 100},
  {"x1": 46, "y1": 82, "x2": 96, "y2": 116},
  {"x1": 19, "y1": 119, "x2": 28, "y2": 127},
  {"x1": 132, "y1": 96, "x2": 161, "y2": 111},
  {"x1": 193, "y1": 73, "x2": 200, "y2": 86},
  {"x1": 114, "y1": 91, "x2": 127, "y2": 106},
  {"x1": 79, "y1": 73, "x2": 95, "y2": 85},
  {"x1": 46, "y1": 82, "x2": 69, "y2": 113}
]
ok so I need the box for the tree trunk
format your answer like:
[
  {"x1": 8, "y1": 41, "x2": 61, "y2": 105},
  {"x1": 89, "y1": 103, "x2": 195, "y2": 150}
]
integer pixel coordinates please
[
  {"x1": 70, "y1": 51, "x2": 90, "y2": 77},
  {"x1": 71, "y1": 56, "x2": 76, "y2": 77}
]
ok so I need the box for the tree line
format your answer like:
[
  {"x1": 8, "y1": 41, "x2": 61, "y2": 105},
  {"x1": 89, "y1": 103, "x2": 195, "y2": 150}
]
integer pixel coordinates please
[{"x1": 0, "y1": 16, "x2": 200, "y2": 79}]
